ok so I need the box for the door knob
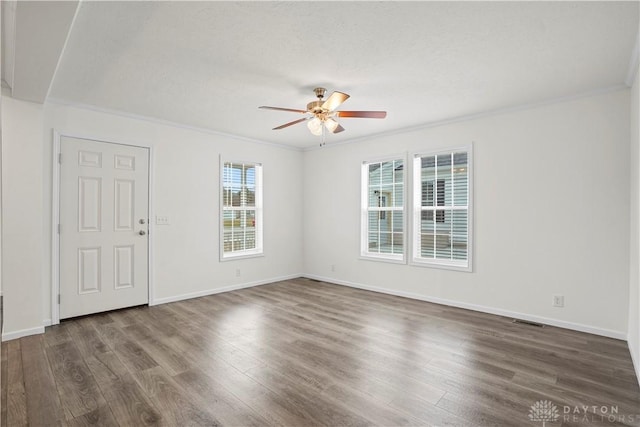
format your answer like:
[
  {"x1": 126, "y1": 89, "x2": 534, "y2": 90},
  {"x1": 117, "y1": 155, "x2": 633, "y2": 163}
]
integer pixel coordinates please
[{"x1": 139, "y1": 230, "x2": 146, "y2": 236}]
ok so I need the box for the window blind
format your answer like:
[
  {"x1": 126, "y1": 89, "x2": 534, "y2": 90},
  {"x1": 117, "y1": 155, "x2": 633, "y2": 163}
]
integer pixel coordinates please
[
  {"x1": 222, "y1": 161, "x2": 263, "y2": 258},
  {"x1": 413, "y1": 148, "x2": 471, "y2": 269},
  {"x1": 361, "y1": 158, "x2": 405, "y2": 261}
]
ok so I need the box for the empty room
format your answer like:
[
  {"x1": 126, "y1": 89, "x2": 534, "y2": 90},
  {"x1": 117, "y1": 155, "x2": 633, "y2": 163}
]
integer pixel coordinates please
[{"x1": 1, "y1": 1, "x2": 639, "y2": 426}]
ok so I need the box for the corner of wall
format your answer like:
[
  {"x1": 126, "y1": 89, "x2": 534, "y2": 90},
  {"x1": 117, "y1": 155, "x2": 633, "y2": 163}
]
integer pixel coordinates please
[
  {"x1": 1, "y1": 95, "x2": 46, "y2": 340},
  {"x1": 628, "y1": 61, "x2": 640, "y2": 386}
]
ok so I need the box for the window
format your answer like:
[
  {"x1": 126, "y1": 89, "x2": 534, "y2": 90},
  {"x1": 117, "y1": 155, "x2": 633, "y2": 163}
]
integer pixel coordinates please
[
  {"x1": 221, "y1": 161, "x2": 263, "y2": 259},
  {"x1": 361, "y1": 158, "x2": 405, "y2": 261},
  {"x1": 413, "y1": 146, "x2": 472, "y2": 270}
]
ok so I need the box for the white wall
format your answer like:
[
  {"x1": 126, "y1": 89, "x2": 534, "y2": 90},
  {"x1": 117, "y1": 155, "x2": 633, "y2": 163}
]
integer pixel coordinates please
[
  {"x1": 304, "y1": 89, "x2": 631, "y2": 338},
  {"x1": 1, "y1": 99, "x2": 304, "y2": 338},
  {"x1": 1, "y1": 96, "x2": 45, "y2": 337},
  {"x1": 629, "y1": 63, "x2": 640, "y2": 381},
  {"x1": 0, "y1": 89, "x2": 633, "y2": 342},
  {"x1": 42, "y1": 102, "x2": 304, "y2": 317}
]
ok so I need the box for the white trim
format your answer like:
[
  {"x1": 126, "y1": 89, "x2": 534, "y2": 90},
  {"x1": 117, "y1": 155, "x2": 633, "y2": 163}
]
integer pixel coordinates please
[
  {"x1": 43, "y1": 319, "x2": 52, "y2": 327},
  {"x1": 51, "y1": 130, "x2": 61, "y2": 325},
  {"x1": 219, "y1": 158, "x2": 264, "y2": 261},
  {"x1": 220, "y1": 252, "x2": 265, "y2": 262},
  {"x1": 360, "y1": 154, "x2": 408, "y2": 263},
  {"x1": 47, "y1": 85, "x2": 628, "y2": 154},
  {"x1": 2, "y1": 325, "x2": 45, "y2": 342},
  {"x1": 44, "y1": 1, "x2": 82, "y2": 100},
  {"x1": 303, "y1": 274, "x2": 627, "y2": 340},
  {"x1": 411, "y1": 144, "x2": 473, "y2": 272},
  {"x1": 50, "y1": 130, "x2": 155, "y2": 325},
  {"x1": 629, "y1": 339, "x2": 639, "y2": 387},
  {"x1": 45, "y1": 97, "x2": 301, "y2": 152},
  {"x1": 626, "y1": 30, "x2": 640, "y2": 87},
  {"x1": 359, "y1": 255, "x2": 406, "y2": 265},
  {"x1": 51, "y1": 129, "x2": 155, "y2": 150},
  {"x1": 150, "y1": 273, "x2": 301, "y2": 306},
  {"x1": 305, "y1": 84, "x2": 629, "y2": 152},
  {"x1": 360, "y1": 152, "x2": 408, "y2": 166},
  {"x1": 147, "y1": 146, "x2": 156, "y2": 307}
]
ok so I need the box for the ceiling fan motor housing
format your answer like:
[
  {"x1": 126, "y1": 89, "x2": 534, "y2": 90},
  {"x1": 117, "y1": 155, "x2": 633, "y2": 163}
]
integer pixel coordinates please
[
  {"x1": 307, "y1": 100, "x2": 324, "y2": 114},
  {"x1": 308, "y1": 88, "x2": 328, "y2": 114}
]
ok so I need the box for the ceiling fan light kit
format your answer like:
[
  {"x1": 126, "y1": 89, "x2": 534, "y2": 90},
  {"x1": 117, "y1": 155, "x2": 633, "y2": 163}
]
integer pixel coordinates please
[
  {"x1": 259, "y1": 87, "x2": 387, "y2": 138},
  {"x1": 324, "y1": 117, "x2": 340, "y2": 133},
  {"x1": 307, "y1": 116, "x2": 323, "y2": 135}
]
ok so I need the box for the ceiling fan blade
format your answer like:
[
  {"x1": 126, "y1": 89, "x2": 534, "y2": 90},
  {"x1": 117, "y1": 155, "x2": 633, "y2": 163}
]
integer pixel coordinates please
[
  {"x1": 259, "y1": 106, "x2": 307, "y2": 114},
  {"x1": 336, "y1": 111, "x2": 387, "y2": 118},
  {"x1": 321, "y1": 91, "x2": 350, "y2": 112},
  {"x1": 332, "y1": 124, "x2": 345, "y2": 134},
  {"x1": 272, "y1": 117, "x2": 308, "y2": 130}
]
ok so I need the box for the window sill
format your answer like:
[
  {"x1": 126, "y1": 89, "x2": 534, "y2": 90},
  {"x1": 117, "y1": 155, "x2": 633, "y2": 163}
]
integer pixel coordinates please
[
  {"x1": 220, "y1": 251, "x2": 264, "y2": 262},
  {"x1": 360, "y1": 254, "x2": 406, "y2": 265},
  {"x1": 410, "y1": 258, "x2": 472, "y2": 272}
]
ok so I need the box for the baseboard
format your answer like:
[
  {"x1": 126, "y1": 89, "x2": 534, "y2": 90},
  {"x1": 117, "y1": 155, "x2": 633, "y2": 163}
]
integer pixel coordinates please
[
  {"x1": 303, "y1": 274, "x2": 627, "y2": 340},
  {"x1": 2, "y1": 325, "x2": 45, "y2": 342},
  {"x1": 150, "y1": 273, "x2": 303, "y2": 306},
  {"x1": 23, "y1": 273, "x2": 627, "y2": 343},
  {"x1": 629, "y1": 340, "x2": 640, "y2": 387}
]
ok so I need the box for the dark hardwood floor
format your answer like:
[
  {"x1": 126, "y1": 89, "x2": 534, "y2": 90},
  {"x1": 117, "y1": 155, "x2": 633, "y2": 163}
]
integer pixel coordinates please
[{"x1": 1, "y1": 278, "x2": 639, "y2": 426}]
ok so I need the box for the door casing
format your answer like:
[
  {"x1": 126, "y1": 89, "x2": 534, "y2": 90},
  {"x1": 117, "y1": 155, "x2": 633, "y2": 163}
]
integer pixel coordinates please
[{"x1": 51, "y1": 130, "x2": 155, "y2": 325}]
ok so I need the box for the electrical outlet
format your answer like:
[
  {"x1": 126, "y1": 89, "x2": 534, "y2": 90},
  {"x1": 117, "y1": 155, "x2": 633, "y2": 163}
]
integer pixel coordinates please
[
  {"x1": 156, "y1": 215, "x2": 170, "y2": 225},
  {"x1": 236, "y1": 269, "x2": 241, "y2": 277},
  {"x1": 553, "y1": 295, "x2": 564, "y2": 307}
]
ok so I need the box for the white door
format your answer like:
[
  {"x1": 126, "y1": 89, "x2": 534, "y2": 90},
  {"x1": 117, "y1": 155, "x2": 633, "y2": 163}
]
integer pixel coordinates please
[{"x1": 59, "y1": 136, "x2": 149, "y2": 319}]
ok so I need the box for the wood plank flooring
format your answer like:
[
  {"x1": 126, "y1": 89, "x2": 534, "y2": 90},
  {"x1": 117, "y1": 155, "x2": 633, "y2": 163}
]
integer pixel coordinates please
[{"x1": 2, "y1": 278, "x2": 639, "y2": 426}]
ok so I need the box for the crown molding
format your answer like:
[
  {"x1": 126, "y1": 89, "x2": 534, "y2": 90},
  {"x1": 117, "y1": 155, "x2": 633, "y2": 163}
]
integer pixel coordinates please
[
  {"x1": 305, "y1": 84, "x2": 629, "y2": 152},
  {"x1": 45, "y1": 97, "x2": 302, "y2": 152},
  {"x1": 47, "y1": 83, "x2": 628, "y2": 154}
]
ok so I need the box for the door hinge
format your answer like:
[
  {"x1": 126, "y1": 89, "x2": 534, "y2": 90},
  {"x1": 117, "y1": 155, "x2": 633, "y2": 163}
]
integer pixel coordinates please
[
  {"x1": 58, "y1": 153, "x2": 62, "y2": 164},
  {"x1": 57, "y1": 294, "x2": 60, "y2": 304}
]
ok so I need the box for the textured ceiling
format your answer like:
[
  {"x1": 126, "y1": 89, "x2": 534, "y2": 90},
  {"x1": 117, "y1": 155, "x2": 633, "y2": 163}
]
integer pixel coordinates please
[{"x1": 48, "y1": 1, "x2": 639, "y2": 149}]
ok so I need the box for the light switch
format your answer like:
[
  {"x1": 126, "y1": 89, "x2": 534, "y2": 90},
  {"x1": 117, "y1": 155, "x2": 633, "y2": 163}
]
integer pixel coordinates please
[{"x1": 156, "y1": 215, "x2": 170, "y2": 225}]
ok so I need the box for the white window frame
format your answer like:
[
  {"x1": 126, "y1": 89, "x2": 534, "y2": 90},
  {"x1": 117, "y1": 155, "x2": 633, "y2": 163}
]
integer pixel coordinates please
[
  {"x1": 360, "y1": 154, "x2": 407, "y2": 263},
  {"x1": 411, "y1": 145, "x2": 473, "y2": 272},
  {"x1": 220, "y1": 158, "x2": 263, "y2": 260}
]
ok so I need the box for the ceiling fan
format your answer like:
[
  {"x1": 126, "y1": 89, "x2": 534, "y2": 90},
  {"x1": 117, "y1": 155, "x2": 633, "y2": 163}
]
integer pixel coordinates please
[{"x1": 259, "y1": 88, "x2": 387, "y2": 136}]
